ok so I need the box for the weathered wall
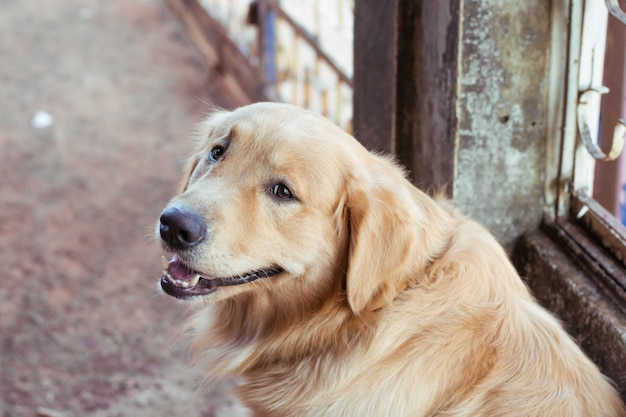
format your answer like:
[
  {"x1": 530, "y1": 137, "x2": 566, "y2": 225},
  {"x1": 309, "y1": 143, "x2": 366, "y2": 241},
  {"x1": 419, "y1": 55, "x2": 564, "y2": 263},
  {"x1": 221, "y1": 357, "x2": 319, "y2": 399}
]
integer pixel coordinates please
[{"x1": 454, "y1": 0, "x2": 549, "y2": 249}]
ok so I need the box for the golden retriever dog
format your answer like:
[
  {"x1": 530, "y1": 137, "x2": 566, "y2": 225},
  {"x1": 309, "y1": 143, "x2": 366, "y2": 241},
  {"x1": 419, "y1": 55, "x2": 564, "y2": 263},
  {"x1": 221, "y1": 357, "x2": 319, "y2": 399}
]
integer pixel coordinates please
[{"x1": 157, "y1": 102, "x2": 625, "y2": 417}]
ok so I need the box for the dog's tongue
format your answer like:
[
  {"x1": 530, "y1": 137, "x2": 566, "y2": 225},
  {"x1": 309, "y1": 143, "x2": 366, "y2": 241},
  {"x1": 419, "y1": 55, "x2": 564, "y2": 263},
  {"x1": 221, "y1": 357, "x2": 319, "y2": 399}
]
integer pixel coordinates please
[{"x1": 162, "y1": 255, "x2": 195, "y2": 281}]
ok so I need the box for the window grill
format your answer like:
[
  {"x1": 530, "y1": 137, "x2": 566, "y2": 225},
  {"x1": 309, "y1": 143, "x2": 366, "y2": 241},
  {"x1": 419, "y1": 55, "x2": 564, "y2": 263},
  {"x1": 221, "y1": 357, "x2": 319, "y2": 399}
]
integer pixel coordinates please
[{"x1": 554, "y1": 0, "x2": 626, "y2": 299}]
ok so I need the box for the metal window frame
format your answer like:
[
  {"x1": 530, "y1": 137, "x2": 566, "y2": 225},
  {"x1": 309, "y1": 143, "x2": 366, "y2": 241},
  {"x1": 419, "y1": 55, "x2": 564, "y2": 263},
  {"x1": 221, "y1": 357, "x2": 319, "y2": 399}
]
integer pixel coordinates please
[{"x1": 550, "y1": 0, "x2": 626, "y2": 299}]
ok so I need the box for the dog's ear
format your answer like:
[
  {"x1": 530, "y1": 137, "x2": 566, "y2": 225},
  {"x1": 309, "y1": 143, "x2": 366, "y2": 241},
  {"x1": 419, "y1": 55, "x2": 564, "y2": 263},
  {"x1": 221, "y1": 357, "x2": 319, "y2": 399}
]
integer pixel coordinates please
[{"x1": 344, "y1": 163, "x2": 437, "y2": 315}]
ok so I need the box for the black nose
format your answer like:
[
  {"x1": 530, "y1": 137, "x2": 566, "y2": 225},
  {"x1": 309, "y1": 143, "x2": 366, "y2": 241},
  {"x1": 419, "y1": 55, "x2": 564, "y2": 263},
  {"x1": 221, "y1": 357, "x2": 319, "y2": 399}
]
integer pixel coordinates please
[{"x1": 159, "y1": 206, "x2": 206, "y2": 250}]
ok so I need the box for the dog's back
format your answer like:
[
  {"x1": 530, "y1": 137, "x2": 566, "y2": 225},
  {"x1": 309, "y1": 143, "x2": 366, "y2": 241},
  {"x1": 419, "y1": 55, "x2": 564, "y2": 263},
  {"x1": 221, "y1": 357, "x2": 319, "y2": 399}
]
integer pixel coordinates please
[{"x1": 203, "y1": 181, "x2": 626, "y2": 417}]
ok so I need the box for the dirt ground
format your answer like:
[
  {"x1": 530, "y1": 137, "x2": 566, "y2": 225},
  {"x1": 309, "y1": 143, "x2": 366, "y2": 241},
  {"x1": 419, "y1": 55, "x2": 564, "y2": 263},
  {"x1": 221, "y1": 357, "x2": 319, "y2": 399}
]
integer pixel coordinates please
[{"x1": 0, "y1": 1, "x2": 248, "y2": 416}]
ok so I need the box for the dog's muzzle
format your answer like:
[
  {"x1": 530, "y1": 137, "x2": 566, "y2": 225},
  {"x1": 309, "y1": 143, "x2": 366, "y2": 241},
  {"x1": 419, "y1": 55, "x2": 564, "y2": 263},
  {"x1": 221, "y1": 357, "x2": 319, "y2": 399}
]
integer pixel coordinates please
[{"x1": 159, "y1": 206, "x2": 206, "y2": 251}]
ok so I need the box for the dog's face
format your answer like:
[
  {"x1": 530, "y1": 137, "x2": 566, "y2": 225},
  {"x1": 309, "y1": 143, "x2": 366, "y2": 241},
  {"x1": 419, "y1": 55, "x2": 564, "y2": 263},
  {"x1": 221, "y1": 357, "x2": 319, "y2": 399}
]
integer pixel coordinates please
[
  {"x1": 157, "y1": 102, "x2": 435, "y2": 314},
  {"x1": 158, "y1": 103, "x2": 357, "y2": 304}
]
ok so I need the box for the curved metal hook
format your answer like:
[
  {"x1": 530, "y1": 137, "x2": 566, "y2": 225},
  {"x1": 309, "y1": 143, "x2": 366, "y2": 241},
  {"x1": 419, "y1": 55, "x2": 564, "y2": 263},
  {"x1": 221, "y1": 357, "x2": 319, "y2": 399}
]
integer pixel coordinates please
[
  {"x1": 577, "y1": 87, "x2": 626, "y2": 161},
  {"x1": 605, "y1": 0, "x2": 626, "y2": 24}
]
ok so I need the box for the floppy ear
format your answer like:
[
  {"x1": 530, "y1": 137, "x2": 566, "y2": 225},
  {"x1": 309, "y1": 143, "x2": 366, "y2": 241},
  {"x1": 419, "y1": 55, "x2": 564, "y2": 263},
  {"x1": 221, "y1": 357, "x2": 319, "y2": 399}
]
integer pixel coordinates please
[{"x1": 345, "y1": 166, "x2": 433, "y2": 315}]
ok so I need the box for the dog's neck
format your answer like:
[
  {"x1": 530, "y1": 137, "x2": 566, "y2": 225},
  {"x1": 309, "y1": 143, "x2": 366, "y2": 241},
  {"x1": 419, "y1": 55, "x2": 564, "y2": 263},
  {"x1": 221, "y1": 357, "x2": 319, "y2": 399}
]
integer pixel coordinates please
[{"x1": 190, "y1": 267, "x2": 377, "y2": 379}]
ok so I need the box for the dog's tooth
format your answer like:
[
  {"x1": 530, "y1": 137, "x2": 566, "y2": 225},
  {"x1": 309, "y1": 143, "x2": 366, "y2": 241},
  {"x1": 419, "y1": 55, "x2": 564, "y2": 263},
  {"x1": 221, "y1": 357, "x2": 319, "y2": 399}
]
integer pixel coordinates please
[
  {"x1": 188, "y1": 274, "x2": 201, "y2": 287},
  {"x1": 161, "y1": 255, "x2": 169, "y2": 269}
]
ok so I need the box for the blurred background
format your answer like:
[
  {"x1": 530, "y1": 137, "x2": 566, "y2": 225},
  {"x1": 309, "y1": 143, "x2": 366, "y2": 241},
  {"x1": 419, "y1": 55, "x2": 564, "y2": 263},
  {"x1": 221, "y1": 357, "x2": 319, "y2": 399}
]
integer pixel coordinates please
[{"x1": 0, "y1": 1, "x2": 245, "y2": 416}]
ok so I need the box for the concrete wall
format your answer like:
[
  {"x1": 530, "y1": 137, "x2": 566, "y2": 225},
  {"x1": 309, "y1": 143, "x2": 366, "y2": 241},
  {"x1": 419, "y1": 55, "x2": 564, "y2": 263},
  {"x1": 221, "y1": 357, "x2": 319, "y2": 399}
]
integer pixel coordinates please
[{"x1": 454, "y1": 0, "x2": 549, "y2": 249}]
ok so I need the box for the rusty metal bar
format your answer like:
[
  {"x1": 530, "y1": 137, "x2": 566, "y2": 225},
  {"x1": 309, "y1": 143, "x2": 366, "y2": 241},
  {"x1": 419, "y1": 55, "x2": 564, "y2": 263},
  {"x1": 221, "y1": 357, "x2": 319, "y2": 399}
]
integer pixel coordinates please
[
  {"x1": 266, "y1": 0, "x2": 353, "y2": 87},
  {"x1": 573, "y1": 193, "x2": 626, "y2": 264},
  {"x1": 577, "y1": 87, "x2": 626, "y2": 161}
]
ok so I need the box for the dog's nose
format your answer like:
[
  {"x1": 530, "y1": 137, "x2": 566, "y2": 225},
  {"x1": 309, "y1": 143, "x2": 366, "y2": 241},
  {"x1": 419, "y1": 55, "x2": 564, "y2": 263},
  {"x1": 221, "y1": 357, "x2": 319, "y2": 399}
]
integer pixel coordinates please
[{"x1": 159, "y1": 206, "x2": 206, "y2": 250}]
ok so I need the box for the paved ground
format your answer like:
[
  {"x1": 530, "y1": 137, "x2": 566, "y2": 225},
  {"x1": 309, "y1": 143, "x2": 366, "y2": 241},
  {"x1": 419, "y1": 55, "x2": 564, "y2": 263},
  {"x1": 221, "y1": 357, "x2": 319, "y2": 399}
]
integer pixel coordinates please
[{"x1": 0, "y1": 1, "x2": 247, "y2": 416}]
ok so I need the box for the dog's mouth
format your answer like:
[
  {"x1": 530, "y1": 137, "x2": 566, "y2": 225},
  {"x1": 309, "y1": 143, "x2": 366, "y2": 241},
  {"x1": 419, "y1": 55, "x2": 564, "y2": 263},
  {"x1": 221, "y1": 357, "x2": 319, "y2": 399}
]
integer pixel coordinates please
[{"x1": 160, "y1": 255, "x2": 284, "y2": 300}]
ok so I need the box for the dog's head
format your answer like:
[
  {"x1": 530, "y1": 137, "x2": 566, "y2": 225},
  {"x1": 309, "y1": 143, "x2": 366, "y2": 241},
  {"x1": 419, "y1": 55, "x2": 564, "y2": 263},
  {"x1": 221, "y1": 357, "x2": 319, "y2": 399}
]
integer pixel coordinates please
[{"x1": 157, "y1": 103, "x2": 447, "y2": 315}]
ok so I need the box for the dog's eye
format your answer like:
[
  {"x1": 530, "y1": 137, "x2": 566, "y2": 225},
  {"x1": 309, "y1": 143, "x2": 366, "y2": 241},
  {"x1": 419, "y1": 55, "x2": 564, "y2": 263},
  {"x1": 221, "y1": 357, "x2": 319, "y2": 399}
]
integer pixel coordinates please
[
  {"x1": 269, "y1": 184, "x2": 293, "y2": 200},
  {"x1": 209, "y1": 145, "x2": 225, "y2": 163}
]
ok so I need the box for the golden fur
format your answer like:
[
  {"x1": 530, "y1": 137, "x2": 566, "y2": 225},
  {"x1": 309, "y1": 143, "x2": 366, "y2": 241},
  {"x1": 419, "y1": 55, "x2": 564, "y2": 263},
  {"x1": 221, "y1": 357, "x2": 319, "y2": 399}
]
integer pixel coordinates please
[{"x1": 158, "y1": 102, "x2": 625, "y2": 417}]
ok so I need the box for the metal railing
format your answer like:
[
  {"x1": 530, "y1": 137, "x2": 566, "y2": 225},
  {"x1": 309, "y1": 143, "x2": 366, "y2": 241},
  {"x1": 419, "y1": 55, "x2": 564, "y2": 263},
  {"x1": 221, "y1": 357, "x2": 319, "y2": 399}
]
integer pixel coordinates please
[{"x1": 198, "y1": 0, "x2": 353, "y2": 132}]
